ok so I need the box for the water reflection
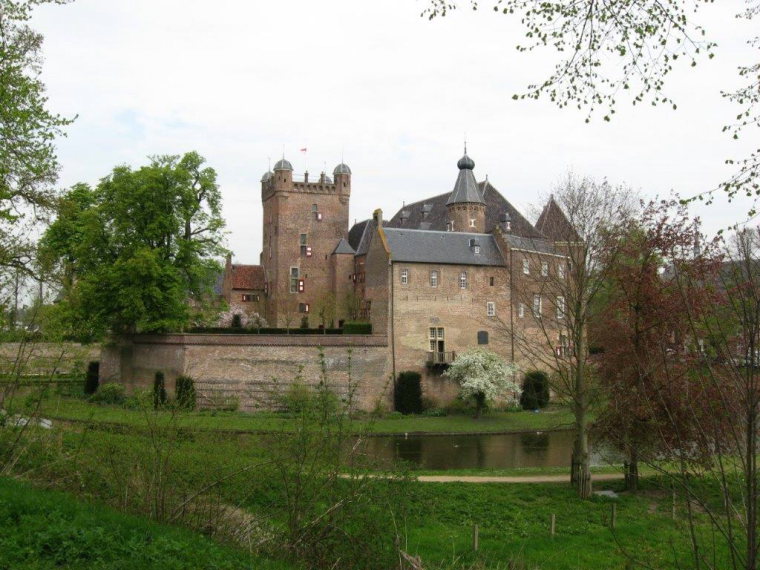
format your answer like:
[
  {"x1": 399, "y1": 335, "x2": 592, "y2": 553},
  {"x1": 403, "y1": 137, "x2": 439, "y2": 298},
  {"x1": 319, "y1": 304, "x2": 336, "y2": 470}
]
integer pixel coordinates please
[{"x1": 363, "y1": 430, "x2": 613, "y2": 471}]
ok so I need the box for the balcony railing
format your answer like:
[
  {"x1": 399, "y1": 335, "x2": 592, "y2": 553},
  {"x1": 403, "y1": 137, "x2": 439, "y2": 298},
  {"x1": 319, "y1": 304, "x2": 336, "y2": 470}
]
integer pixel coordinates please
[{"x1": 427, "y1": 351, "x2": 456, "y2": 365}]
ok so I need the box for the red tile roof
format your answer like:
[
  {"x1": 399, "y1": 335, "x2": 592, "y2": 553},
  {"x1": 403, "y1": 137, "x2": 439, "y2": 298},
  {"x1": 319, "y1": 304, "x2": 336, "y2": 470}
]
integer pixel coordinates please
[{"x1": 231, "y1": 264, "x2": 264, "y2": 290}]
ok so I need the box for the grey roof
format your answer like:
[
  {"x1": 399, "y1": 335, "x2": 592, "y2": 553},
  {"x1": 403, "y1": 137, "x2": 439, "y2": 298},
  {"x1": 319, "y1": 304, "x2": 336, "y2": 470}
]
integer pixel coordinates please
[
  {"x1": 503, "y1": 235, "x2": 556, "y2": 254},
  {"x1": 384, "y1": 228, "x2": 504, "y2": 266},
  {"x1": 332, "y1": 237, "x2": 355, "y2": 255},
  {"x1": 348, "y1": 219, "x2": 370, "y2": 251},
  {"x1": 273, "y1": 158, "x2": 293, "y2": 171},
  {"x1": 354, "y1": 218, "x2": 377, "y2": 256},
  {"x1": 260, "y1": 171, "x2": 273, "y2": 182},
  {"x1": 447, "y1": 153, "x2": 484, "y2": 205},
  {"x1": 333, "y1": 163, "x2": 351, "y2": 175},
  {"x1": 387, "y1": 181, "x2": 545, "y2": 238}
]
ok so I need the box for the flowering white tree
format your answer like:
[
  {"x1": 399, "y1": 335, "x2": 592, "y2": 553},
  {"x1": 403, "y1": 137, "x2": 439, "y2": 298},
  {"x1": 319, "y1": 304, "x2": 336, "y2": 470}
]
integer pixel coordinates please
[{"x1": 444, "y1": 349, "x2": 520, "y2": 418}]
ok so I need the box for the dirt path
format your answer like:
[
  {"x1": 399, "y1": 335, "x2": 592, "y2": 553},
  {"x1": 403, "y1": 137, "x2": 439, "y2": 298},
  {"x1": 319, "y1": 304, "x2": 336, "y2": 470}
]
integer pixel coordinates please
[{"x1": 416, "y1": 473, "x2": 624, "y2": 483}]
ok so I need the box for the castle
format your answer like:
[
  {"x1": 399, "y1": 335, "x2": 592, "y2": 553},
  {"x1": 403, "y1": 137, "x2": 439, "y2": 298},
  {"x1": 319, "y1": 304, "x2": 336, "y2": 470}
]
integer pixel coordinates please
[{"x1": 218, "y1": 150, "x2": 572, "y2": 404}]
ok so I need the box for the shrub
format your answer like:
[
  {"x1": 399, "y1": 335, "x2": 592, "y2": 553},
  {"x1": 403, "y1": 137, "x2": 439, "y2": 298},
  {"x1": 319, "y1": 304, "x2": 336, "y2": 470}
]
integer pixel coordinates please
[
  {"x1": 89, "y1": 382, "x2": 125, "y2": 405},
  {"x1": 175, "y1": 375, "x2": 196, "y2": 410},
  {"x1": 153, "y1": 371, "x2": 168, "y2": 409},
  {"x1": 342, "y1": 321, "x2": 372, "y2": 334},
  {"x1": 394, "y1": 371, "x2": 423, "y2": 414},
  {"x1": 423, "y1": 407, "x2": 447, "y2": 417},
  {"x1": 520, "y1": 370, "x2": 550, "y2": 410},
  {"x1": 83, "y1": 361, "x2": 99, "y2": 395},
  {"x1": 299, "y1": 315, "x2": 309, "y2": 329}
]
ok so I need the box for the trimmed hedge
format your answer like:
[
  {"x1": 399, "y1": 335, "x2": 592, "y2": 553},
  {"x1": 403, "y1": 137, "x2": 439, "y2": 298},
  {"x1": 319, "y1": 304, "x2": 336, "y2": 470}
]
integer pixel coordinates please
[
  {"x1": 342, "y1": 321, "x2": 372, "y2": 334},
  {"x1": 394, "y1": 371, "x2": 423, "y2": 414},
  {"x1": 520, "y1": 370, "x2": 550, "y2": 410},
  {"x1": 153, "y1": 371, "x2": 167, "y2": 409},
  {"x1": 175, "y1": 375, "x2": 196, "y2": 410},
  {"x1": 190, "y1": 327, "x2": 346, "y2": 335},
  {"x1": 83, "y1": 361, "x2": 99, "y2": 395}
]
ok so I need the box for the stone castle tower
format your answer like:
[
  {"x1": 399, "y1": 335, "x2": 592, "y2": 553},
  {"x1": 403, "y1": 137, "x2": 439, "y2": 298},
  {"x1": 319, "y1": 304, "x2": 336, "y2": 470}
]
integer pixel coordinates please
[
  {"x1": 446, "y1": 150, "x2": 485, "y2": 233},
  {"x1": 260, "y1": 158, "x2": 352, "y2": 326}
]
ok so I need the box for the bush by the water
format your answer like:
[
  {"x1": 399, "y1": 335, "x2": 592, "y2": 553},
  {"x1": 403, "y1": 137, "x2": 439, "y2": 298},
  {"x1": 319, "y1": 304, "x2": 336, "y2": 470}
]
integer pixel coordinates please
[
  {"x1": 175, "y1": 375, "x2": 196, "y2": 410},
  {"x1": 153, "y1": 371, "x2": 167, "y2": 409},
  {"x1": 520, "y1": 370, "x2": 550, "y2": 410},
  {"x1": 89, "y1": 382, "x2": 125, "y2": 405},
  {"x1": 394, "y1": 371, "x2": 423, "y2": 414},
  {"x1": 83, "y1": 361, "x2": 99, "y2": 395}
]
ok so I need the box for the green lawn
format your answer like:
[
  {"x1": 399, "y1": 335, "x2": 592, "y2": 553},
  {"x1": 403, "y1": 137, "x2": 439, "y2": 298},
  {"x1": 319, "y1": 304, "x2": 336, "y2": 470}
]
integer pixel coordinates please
[
  {"x1": 0, "y1": 477, "x2": 294, "y2": 570},
  {"x1": 40, "y1": 396, "x2": 576, "y2": 435}
]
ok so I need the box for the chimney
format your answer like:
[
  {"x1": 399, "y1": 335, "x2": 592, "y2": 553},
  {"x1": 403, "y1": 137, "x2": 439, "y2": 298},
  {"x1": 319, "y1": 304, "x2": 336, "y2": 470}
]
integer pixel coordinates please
[
  {"x1": 500, "y1": 212, "x2": 512, "y2": 233},
  {"x1": 304, "y1": 171, "x2": 309, "y2": 183},
  {"x1": 373, "y1": 208, "x2": 383, "y2": 225}
]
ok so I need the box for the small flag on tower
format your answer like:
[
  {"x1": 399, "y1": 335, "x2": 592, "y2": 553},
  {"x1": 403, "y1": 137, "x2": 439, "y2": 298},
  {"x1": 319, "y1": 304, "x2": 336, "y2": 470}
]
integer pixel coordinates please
[{"x1": 300, "y1": 147, "x2": 307, "y2": 152}]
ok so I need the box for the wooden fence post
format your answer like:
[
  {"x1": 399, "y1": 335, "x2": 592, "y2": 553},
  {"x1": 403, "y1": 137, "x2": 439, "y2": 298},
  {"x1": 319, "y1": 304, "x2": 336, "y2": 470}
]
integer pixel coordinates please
[
  {"x1": 610, "y1": 503, "x2": 617, "y2": 529},
  {"x1": 550, "y1": 513, "x2": 556, "y2": 537},
  {"x1": 472, "y1": 524, "x2": 479, "y2": 551}
]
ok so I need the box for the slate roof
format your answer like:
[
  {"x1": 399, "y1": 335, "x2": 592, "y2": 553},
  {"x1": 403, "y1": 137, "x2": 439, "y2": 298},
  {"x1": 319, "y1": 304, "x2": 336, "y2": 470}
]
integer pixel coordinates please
[
  {"x1": 535, "y1": 197, "x2": 579, "y2": 242},
  {"x1": 503, "y1": 235, "x2": 557, "y2": 255},
  {"x1": 387, "y1": 181, "x2": 544, "y2": 238},
  {"x1": 446, "y1": 154, "x2": 484, "y2": 205},
  {"x1": 332, "y1": 238, "x2": 355, "y2": 255},
  {"x1": 383, "y1": 228, "x2": 504, "y2": 266},
  {"x1": 230, "y1": 264, "x2": 265, "y2": 290},
  {"x1": 348, "y1": 219, "x2": 370, "y2": 251}
]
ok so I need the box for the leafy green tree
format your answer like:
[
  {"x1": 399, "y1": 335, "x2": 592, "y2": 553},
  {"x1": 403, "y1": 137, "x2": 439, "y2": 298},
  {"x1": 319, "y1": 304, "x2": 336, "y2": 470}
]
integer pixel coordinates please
[
  {"x1": 0, "y1": 0, "x2": 73, "y2": 277},
  {"x1": 41, "y1": 152, "x2": 227, "y2": 336}
]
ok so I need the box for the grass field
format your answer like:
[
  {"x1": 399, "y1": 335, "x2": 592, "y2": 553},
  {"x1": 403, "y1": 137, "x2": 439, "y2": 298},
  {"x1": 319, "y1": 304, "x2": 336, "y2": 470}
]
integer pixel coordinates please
[
  {"x1": 0, "y1": 477, "x2": 294, "y2": 570},
  {"x1": 39, "y1": 395, "x2": 576, "y2": 435}
]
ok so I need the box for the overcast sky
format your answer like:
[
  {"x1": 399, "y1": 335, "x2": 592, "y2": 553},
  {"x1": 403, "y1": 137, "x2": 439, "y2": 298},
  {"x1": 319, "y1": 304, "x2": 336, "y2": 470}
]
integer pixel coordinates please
[{"x1": 32, "y1": 0, "x2": 756, "y2": 263}]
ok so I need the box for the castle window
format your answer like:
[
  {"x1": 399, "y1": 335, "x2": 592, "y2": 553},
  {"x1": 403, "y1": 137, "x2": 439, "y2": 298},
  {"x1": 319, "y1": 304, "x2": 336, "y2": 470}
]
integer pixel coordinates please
[
  {"x1": 299, "y1": 233, "x2": 307, "y2": 245},
  {"x1": 556, "y1": 296, "x2": 565, "y2": 320},
  {"x1": 533, "y1": 294, "x2": 542, "y2": 318},
  {"x1": 241, "y1": 294, "x2": 259, "y2": 302},
  {"x1": 518, "y1": 303, "x2": 525, "y2": 318},
  {"x1": 486, "y1": 302, "x2": 495, "y2": 317},
  {"x1": 289, "y1": 267, "x2": 299, "y2": 293},
  {"x1": 470, "y1": 219, "x2": 476, "y2": 228},
  {"x1": 400, "y1": 268, "x2": 408, "y2": 285},
  {"x1": 558, "y1": 263, "x2": 565, "y2": 279},
  {"x1": 429, "y1": 327, "x2": 445, "y2": 354},
  {"x1": 311, "y1": 204, "x2": 318, "y2": 213},
  {"x1": 489, "y1": 276, "x2": 494, "y2": 286},
  {"x1": 430, "y1": 270, "x2": 438, "y2": 287},
  {"x1": 459, "y1": 271, "x2": 467, "y2": 289},
  {"x1": 522, "y1": 259, "x2": 530, "y2": 275},
  {"x1": 477, "y1": 331, "x2": 489, "y2": 345},
  {"x1": 541, "y1": 261, "x2": 549, "y2": 277},
  {"x1": 299, "y1": 302, "x2": 310, "y2": 313}
]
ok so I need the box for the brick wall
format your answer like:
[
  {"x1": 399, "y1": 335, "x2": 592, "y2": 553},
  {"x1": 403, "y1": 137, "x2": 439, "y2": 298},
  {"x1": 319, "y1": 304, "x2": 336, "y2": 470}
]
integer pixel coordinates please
[{"x1": 100, "y1": 334, "x2": 391, "y2": 412}]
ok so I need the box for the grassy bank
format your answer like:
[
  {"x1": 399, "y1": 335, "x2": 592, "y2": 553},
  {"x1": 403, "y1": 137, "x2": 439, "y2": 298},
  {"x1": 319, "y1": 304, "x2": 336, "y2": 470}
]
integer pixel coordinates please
[
  {"x1": 40, "y1": 396, "x2": 575, "y2": 435},
  {"x1": 0, "y1": 477, "x2": 293, "y2": 569}
]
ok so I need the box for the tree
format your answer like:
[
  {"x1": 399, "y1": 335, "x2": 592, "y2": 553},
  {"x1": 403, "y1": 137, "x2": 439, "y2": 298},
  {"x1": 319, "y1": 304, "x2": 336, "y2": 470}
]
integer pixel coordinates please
[
  {"x1": 444, "y1": 348, "x2": 519, "y2": 418},
  {"x1": 511, "y1": 173, "x2": 637, "y2": 498},
  {"x1": 0, "y1": 0, "x2": 73, "y2": 299},
  {"x1": 422, "y1": 0, "x2": 759, "y2": 216},
  {"x1": 594, "y1": 202, "x2": 719, "y2": 490},
  {"x1": 40, "y1": 152, "x2": 227, "y2": 337}
]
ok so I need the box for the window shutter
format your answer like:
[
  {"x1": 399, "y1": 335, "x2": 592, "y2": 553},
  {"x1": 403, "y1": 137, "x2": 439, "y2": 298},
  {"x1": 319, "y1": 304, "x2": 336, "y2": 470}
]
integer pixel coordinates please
[
  {"x1": 306, "y1": 246, "x2": 312, "y2": 257},
  {"x1": 298, "y1": 279, "x2": 305, "y2": 293}
]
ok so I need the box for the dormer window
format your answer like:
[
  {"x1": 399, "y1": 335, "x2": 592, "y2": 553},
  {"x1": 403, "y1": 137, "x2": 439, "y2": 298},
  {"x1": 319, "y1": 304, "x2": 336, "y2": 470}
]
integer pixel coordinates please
[{"x1": 473, "y1": 246, "x2": 480, "y2": 255}]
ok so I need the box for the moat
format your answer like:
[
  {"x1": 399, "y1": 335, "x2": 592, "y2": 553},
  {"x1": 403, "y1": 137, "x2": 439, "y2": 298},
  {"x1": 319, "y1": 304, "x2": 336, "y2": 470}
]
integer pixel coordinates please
[{"x1": 364, "y1": 430, "x2": 616, "y2": 471}]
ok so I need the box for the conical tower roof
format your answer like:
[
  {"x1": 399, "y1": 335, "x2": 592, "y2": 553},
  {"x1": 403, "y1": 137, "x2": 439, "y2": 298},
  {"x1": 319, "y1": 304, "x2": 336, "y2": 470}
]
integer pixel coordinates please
[{"x1": 446, "y1": 149, "x2": 484, "y2": 206}]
